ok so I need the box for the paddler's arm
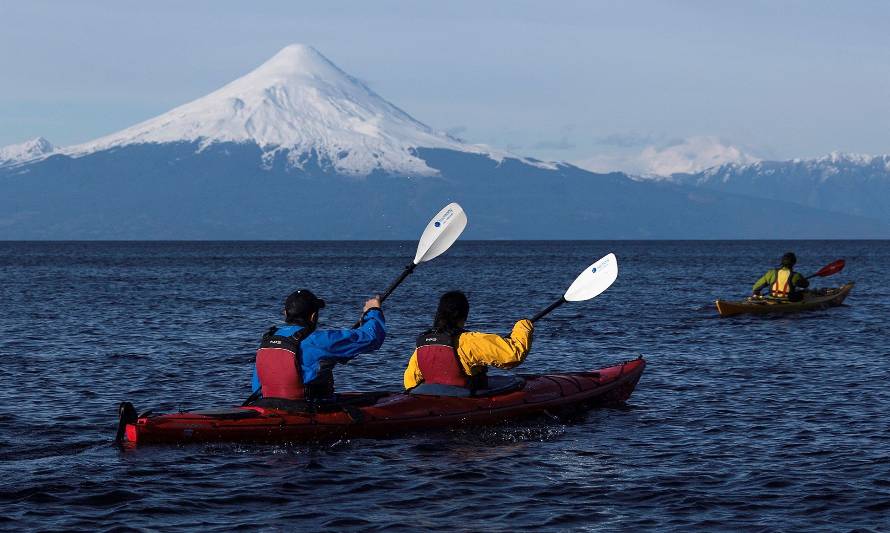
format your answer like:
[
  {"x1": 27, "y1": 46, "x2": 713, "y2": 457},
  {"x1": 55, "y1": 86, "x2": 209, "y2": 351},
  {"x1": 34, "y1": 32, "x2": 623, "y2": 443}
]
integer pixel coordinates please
[
  {"x1": 403, "y1": 350, "x2": 422, "y2": 389},
  {"x1": 752, "y1": 270, "x2": 774, "y2": 294},
  {"x1": 314, "y1": 307, "x2": 386, "y2": 362},
  {"x1": 792, "y1": 272, "x2": 810, "y2": 289},
  {"x1": 458, "y1": 319, "x2": 534, "y2": 371}
]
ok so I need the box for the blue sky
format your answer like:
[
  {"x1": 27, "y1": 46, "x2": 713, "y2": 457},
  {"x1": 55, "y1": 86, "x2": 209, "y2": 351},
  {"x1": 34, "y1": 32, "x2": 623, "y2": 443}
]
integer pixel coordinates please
[{"x1": 1, "y1": 0, "x2": 888, "y2": 173}]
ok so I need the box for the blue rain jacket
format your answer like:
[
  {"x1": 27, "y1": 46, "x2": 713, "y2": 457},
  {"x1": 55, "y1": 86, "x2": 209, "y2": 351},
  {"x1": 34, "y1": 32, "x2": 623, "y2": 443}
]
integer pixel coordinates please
[{"x1": 251, "y1": 309, "x2": 385, "y2": 392}]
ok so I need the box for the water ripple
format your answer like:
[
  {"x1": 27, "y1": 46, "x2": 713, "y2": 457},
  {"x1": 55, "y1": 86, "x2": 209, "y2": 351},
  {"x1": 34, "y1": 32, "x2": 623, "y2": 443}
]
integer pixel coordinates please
[{"x1": 1, "y1": 241, "x2": 889, "y2": 531}]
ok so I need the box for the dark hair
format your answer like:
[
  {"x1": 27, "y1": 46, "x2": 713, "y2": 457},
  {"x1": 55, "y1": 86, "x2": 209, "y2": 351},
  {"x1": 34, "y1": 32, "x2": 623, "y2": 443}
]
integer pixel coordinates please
[
  {"x1": 284, "y1": 289, "x2": 325, "y2": 325},
  {"x1": 433, "y1": 291, "x2": 469, "y2": 332},
  {"x1": 781, "y1": 252, "x2": 797, "y2": 268}
]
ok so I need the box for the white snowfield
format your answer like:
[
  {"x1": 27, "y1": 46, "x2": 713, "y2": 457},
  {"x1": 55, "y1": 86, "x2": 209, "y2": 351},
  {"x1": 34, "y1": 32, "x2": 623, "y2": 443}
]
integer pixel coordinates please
[
  {"x1": 0, "y1": 137, "x2": 54, "y2": 166},
  {"x1": 3, "y1": 44, "x2": 549, "y2": 176}
]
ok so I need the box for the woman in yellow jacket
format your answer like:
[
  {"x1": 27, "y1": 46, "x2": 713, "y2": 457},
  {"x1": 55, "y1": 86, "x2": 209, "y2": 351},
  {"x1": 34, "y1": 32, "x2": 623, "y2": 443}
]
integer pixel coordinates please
[{"x1": 403, "y1": 291, "x2": 533, "y2": 393}]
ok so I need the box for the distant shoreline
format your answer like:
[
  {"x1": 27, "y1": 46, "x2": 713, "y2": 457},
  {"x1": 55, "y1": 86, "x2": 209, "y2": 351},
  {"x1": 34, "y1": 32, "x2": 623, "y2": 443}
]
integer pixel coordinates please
[{"x1": 2, "y1": 239, "x2": 888, "y2": 243}]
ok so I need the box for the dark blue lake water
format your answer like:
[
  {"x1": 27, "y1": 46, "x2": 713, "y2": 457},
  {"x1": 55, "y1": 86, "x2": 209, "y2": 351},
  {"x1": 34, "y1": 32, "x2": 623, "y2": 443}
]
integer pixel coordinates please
[{"x1": 1, "y1": 240, "x2": 889, "y2": 531}]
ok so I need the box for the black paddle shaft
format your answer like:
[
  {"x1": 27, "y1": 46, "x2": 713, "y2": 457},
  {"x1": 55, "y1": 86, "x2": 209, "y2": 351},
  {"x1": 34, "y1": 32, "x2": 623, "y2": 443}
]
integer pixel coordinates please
[
  {"x1": 531, "y1": 296, "x2": 567, "y2": 323},
  {"x1": 351, "y1": 262, "x2": 417, "y2": 328},
  {"x1": 379, "y1": 262, "x2": 417, "y2": 304}
]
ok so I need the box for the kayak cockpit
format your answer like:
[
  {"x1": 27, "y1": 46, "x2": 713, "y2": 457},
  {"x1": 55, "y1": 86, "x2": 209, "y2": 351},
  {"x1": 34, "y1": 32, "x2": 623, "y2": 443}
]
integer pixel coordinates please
[
  {"x1": 408, "y1": 375, "x2": 526, "y2": 398},
  {"x1": 249, "y1": 391, "x2": 391, "y2": 412}
]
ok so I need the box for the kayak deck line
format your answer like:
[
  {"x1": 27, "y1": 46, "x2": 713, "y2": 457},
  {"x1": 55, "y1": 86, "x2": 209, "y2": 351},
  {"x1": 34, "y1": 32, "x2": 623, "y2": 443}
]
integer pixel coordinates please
[
  {"x1": 118, "y1": 357, "x2": 646, "y2": 445},
  {"x1": 715, "y1": 283, "x2": 854, "y2": 317}
]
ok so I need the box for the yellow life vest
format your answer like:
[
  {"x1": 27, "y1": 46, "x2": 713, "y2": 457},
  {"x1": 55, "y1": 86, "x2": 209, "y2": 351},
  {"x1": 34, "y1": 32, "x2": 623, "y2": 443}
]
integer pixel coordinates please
[{"x1": 770, "y1": 268, "x2": 794, "y2": 298}]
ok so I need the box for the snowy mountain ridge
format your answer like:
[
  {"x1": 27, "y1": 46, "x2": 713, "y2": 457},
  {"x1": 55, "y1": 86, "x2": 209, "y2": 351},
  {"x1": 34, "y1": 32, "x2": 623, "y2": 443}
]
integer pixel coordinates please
[
  {"x1": 0, "y1": 137, "x2": 54, "y2": 167},
  {"x1": 693, "y1": 152, "x2": 890, "y2": 184},
  {"x1": 4, "y1": 44, "x2": 550, "y2": 176},
  {"x1": 663, "y1": 150, "x2": 890, "y2": 223}
]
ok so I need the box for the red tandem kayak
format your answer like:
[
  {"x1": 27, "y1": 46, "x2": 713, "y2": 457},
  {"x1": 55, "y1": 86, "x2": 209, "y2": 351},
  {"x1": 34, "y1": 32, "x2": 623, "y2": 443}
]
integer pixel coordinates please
[{"x1": 117, "y1": 357, "x2": 645, "y2": 445}]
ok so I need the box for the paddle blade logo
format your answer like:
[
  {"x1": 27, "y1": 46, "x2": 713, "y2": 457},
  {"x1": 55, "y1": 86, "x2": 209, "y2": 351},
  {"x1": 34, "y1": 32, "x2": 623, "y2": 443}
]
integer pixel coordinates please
[{"x1": 433, "y1": 208, "x2": 454, "y2": 229}]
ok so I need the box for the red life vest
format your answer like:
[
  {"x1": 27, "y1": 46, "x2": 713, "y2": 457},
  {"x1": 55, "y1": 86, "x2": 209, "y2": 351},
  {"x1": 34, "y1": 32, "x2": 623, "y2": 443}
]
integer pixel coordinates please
[
  {"x1": 255, "y1": 326, "x2": 312, "y2": 400},
  {"x1": 416, "y1": 330, "x2": 487, "y2": 390}
]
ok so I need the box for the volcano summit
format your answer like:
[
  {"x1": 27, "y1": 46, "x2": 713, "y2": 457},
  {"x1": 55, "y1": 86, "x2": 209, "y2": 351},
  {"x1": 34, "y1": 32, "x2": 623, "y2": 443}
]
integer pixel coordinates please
[{"x1": 59, "y1": 44, "x2": 521, "y2": 177}]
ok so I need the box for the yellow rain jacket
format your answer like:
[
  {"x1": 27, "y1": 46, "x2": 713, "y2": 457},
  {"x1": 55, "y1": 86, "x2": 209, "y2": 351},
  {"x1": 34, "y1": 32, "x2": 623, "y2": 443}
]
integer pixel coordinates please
[{"x1": 403, "y1": 319, "x2": 534, "y2": 390}]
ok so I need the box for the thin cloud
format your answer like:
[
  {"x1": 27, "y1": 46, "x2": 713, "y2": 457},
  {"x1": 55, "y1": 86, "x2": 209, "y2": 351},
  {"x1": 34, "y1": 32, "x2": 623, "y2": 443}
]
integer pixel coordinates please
[
  {"x1": 593, "y1": 132, "x2": 660, "y2": 148},
  {"x1": 532, "y1": 137, "x2": 575, "y2": 150},
  {"x1": 574, "y1": 136, "x2": 760, "y2": 177},
  {"x1": 445, "y1": 125, "x2": 467, "y2": 136}
]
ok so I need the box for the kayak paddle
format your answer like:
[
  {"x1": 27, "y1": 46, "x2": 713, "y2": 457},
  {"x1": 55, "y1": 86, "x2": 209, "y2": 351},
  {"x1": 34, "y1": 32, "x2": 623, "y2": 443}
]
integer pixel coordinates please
[
  {"x1": 351, "y1": 202, "x2": 468, "y2": 328},
  {"x1": 805, "y1": 259, "x2": 845, "y2": 280},
  {"x1": 530, "y1": 253, "x2": 618, "y2": 322}
]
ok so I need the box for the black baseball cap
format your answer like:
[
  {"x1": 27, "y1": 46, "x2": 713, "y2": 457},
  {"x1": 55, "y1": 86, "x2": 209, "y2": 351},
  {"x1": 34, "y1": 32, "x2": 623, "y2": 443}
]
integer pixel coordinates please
[
  {"x1": 781, "y1": 252, "x2": 797, "y2": 268},
  {"x1": 284, "y1": 289, "x2": 326, "y2": 321}
]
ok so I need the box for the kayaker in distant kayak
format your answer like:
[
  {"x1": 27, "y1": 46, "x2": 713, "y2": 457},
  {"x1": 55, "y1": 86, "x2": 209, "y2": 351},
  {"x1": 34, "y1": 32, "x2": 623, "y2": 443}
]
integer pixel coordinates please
[
  {"x1": 251, "y1": 289, "x2": 385, "y2": 401},
  {"x1": 403, "y1": 290, "x2": 533, "y2": 393},
  {"x1": 752, "y1": 252, "x2": 810, "y2": 300}
]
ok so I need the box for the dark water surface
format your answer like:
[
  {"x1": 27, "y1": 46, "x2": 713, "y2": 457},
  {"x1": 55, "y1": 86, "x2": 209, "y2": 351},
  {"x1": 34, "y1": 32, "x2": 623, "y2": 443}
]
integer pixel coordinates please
[{"x1": 1, "y1": 241, "x2": 889, "y2": 531}]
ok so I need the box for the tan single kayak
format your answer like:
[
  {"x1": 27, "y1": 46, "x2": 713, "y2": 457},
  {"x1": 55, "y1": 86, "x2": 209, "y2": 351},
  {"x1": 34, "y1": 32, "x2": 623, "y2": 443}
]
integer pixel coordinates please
[{"x1": 715, "y1": 283, "x2": 854, "y2": 317}]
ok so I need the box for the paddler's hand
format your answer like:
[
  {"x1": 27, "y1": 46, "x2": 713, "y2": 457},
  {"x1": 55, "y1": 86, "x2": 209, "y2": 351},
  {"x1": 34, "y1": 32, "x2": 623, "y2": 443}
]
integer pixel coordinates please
[{"x1": 363, "y1": 295, "x2": 382, "y2": 313}]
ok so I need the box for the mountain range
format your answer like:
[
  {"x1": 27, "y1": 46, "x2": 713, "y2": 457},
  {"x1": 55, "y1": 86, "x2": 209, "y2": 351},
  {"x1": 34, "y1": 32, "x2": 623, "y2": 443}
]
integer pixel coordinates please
[
  {"x1": 668, "y1": 153, "x2": 890, "y2": 225},
  {"x1": 1, "y1": 44, "x2": 887, "y2": 239}
]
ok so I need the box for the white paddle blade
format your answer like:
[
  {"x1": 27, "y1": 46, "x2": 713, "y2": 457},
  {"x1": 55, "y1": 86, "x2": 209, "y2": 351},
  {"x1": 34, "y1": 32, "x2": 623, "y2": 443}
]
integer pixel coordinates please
[
  {"x1": 564, "y1": 253, "x2": 618, "y2": 302},
  {"x1": 413, "y1": 202, "x2": 468, "y2": 264}
]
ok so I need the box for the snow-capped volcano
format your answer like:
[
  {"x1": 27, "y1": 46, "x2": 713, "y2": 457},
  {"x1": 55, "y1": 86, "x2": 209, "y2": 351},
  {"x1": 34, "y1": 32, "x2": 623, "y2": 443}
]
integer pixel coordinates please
[
  {"x1": 60, "y1": 44, "x2": 506, "y2": 176},
  {"x1": 2, "y1": 45, "x2": 886, "y2": 239}
]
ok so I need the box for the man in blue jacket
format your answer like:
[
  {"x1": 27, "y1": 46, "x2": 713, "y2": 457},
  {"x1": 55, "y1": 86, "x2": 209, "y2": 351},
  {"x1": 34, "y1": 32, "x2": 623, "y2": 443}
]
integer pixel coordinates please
[{"x1": 251, "y1": 289, "x2": 385, "y2": 401}]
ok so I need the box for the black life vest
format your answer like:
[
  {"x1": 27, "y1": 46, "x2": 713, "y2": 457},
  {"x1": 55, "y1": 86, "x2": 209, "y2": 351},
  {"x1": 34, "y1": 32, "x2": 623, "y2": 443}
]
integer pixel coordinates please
[
  {"x1": 255, "y1": 326, "x2": 323, "y2": 401},
  {"x1": 416, "y1": 329, "x2": 487, "y2": 390}
]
